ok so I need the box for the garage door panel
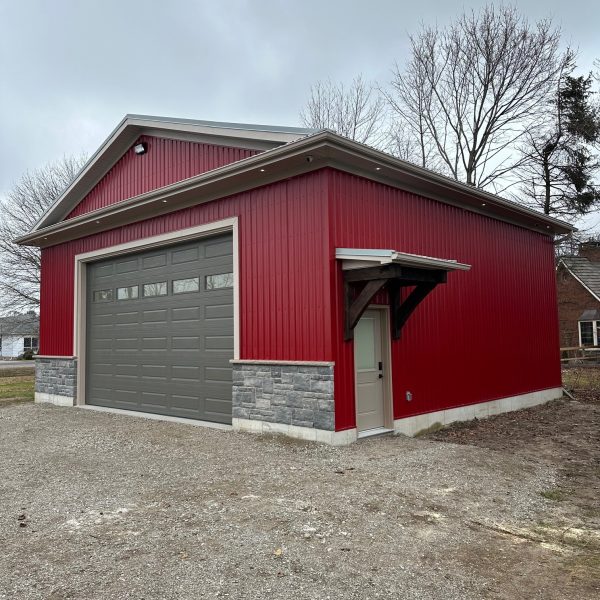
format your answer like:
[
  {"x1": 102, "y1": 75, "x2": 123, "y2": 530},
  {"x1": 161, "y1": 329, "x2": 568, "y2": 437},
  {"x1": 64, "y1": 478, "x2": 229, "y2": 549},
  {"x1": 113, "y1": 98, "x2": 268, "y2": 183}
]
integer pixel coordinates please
[
  {"x1": 113, "y1": 311, "x2": 140, "y2": 325},
  {"x1": 204, "y1": 396, "x2": 232, "y2": 415},
  {"x1": 171, "y1": 306, "x2": 202, "y2": 322},
  {"x1": 142, "y1": 309, "x2": 168, "y2": 322},
  {"x1": 86, "y1": 233, "x2": 233, "y2": 423},
  {"x1": 204, "y1": 238, "x2": 233, "y2": 258},
  {"x1": 141, "y1": 390, "x2": 168, "y2": 405},
  {"x1": 170, "y1": 394, "x2": 202, "y2": 412},
  {"x1": 115, "y1": 258, "x2": 139, "y2": 273}
]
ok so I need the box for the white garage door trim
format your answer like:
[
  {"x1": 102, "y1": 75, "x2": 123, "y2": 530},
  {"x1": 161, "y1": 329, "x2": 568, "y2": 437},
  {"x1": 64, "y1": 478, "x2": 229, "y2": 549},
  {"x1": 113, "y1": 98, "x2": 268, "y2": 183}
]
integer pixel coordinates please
[{"x1": 73, "y1": 216, "x2": 239, "y2": 406}]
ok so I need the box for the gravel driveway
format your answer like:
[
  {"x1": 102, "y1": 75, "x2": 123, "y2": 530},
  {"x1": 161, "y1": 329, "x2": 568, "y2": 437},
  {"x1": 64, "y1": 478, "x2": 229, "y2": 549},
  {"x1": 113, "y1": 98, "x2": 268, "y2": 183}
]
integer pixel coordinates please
[{"x1": 0, "y1": 402, "x2": 596, "y2": 599}]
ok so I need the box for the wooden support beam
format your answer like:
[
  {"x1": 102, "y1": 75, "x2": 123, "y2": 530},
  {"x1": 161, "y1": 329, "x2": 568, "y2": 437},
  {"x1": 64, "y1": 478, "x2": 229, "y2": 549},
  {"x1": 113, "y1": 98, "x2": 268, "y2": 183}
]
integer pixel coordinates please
[
  {"x1": 344, "y1": 264, "x2": 447, "y2": 284},
  {"x1": 344, "y1": 279, "x2": 387, "y2": 340},
  {"x1": 391, "y1": 282, "x2": 437, "y2": 339}
]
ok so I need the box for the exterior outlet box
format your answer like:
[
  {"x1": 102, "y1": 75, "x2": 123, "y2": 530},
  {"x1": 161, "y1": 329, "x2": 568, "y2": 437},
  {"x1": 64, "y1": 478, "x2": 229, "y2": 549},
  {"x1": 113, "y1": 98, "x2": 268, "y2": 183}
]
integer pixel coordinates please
[{"x1": 406, "y1": 391, "x2": 412, "y2": 402}]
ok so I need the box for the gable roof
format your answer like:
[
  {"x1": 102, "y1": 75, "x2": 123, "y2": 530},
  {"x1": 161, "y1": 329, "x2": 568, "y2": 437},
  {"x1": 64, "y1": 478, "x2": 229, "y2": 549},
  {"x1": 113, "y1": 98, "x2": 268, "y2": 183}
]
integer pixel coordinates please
[
  {"x1": 31, "y1": 114, "x2": 316, "y2": 232},
  {"x1": 559, "y1": 256, "x2": 600, "y2": 302},
  {"x1": 16, "y1": 117, "x2": 574, "y2": 247}
]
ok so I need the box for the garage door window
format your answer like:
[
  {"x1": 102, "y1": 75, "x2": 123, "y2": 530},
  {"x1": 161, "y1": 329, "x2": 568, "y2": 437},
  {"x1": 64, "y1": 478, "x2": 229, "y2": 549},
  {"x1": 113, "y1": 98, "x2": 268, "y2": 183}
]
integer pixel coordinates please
[
  {"x1": 143, "y1": 282, "x2": 167, "y2": 297},
  {"x1": 93, "y1": 289, "x2": 113, "y2": 302},
  {"x1": 206, "y1": 272, "x2": 233, "y2": 290},
  {"x1": 117, "y1": 285, "x2": 139, "y2": 300},
  {"x1": 173, "y1": 277, "x2": 200, "y2": 294}
]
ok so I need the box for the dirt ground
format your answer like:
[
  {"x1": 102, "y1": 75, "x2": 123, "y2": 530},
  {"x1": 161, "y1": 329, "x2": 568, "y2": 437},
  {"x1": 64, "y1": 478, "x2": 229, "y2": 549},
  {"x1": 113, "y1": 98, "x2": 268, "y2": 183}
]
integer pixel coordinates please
[
  {"x1": 0, "y1": 370, "x2": 598, "y2": 599},
  {"x1": 427, "y1": 368, "x2": 600, "y2": 597}
]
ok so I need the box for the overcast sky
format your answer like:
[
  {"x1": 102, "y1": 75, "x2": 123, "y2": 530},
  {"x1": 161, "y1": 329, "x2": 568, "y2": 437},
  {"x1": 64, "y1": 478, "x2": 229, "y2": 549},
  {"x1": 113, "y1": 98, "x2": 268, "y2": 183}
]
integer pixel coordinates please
[{"x1": 1, "y1": 0, "x2": 599, "y2": 219}]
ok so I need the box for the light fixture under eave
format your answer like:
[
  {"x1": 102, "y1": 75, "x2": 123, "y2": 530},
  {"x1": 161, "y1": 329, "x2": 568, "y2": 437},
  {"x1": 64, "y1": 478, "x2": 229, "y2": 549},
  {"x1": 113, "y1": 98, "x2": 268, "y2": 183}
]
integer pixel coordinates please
[
  {"x1": 134, "y1": 142, "x2": 148, "y2": 155},
  {"x1": 375, "y1": 167, "x2": 381, "y2": 171},
  {"x1": 260, "y1": 168, "x2": 265, "y2": 172},
  {"x1": 481, "y1": 203, "x2": 486, "y2": 207},
  {"x1": 162, "y1": 200, "x2": 168, "y2": 203}
]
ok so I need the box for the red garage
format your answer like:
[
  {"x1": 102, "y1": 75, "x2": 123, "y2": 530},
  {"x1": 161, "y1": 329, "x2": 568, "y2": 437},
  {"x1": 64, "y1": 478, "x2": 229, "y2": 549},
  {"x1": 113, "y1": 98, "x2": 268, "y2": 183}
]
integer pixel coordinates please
[{"x1": 17, "y1": 115, "x2": 570, "y2": 444}]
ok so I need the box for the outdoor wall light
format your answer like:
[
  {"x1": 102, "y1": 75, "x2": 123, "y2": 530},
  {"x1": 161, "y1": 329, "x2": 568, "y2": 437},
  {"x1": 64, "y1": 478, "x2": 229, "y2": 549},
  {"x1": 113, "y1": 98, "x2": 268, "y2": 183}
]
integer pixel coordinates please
[{"x1": 134, "y1": 142, "x2": 148, "y2": 155}]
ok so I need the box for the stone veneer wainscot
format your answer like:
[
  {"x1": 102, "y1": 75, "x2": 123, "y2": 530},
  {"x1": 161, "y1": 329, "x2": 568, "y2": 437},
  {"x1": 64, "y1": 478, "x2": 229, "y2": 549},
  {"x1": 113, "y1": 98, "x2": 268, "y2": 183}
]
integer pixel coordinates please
[
  {"x1": 35, "y1": 357, "x2": 77, "y2": 406},
  {"x1": 232, "y1": 361, "x2": 335, "y2": 430}
]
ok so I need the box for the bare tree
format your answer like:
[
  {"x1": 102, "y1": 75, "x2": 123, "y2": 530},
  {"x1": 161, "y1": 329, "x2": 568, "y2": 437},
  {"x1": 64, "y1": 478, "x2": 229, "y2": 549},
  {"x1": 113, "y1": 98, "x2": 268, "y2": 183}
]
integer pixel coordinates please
[
  {"x1": 386, "y1": 5, "x2": 572, "y2": 190},
  {"x1": 0, "y1": 155, "x2": 87, "y2": 314},
  {"x1": 300, "y1": 75, "x2": 387, "y2": 147}
]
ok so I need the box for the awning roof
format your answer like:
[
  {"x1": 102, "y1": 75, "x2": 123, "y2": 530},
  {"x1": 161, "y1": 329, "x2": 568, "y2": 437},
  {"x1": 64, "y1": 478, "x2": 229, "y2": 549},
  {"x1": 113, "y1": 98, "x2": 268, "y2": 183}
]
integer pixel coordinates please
[
  {"x1": 336, "y1": 248, "x2": 471, "y2": 272},
  {"x1": 578, "y1": 309, "x2": 600, "y2": 321}
]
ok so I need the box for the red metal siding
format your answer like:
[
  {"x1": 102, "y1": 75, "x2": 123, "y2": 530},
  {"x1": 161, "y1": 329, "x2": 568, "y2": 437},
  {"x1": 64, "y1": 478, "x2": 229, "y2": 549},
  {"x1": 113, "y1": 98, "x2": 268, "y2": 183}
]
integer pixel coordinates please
[
  {"x1": 39, "y1": 164, "x2": 562, "y2": 433},
  {"x1": 39, "y1": 171, "x2": 332, "y2": 362},
  {"x1": 328, "y1": 170, "x2": 562, "y2": 431},
  {"x1": 65, "y1": 136, "x2": 257, "y2": 219}
]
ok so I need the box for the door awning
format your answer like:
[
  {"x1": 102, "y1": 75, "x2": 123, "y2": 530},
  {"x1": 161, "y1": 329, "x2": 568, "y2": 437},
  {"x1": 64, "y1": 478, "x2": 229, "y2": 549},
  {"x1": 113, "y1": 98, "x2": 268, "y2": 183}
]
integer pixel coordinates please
[
  {"x1": 336, "y1": 248, "x2": 471, "y2": 272},
  {"x1": 336, "y1": 248, "x2": 471, "y2": 340}
]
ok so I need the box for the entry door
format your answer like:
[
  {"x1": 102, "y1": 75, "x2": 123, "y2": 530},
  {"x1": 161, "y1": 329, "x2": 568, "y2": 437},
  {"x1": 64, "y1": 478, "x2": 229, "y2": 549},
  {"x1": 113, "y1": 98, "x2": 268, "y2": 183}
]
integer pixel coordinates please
[{"x1": 354, "y1": 309, "x2": 386, "y2": 432}]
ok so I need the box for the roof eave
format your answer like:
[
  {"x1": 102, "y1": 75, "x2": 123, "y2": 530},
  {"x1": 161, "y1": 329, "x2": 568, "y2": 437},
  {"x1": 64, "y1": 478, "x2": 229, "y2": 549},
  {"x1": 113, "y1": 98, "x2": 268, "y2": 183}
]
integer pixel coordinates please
[{"x1": 18, "y1": 131, "x2": 574, "y2": 247}]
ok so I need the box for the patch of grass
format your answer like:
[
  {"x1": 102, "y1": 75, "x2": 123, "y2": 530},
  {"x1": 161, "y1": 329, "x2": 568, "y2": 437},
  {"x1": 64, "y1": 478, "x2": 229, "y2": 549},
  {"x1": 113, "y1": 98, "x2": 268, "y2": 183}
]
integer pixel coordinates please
[
  {"x1": 562, "y1": 367, "x2": 600, "y2": 392},
  {"x1": 0, "y1": 367, "x2": 35, "y2": 379},
  {"x1": 540, "y1": 488, "x2": 570, "y2": 502},
  {"x1": 0, "y1": 374, "x2": 34, "y2": 404}
]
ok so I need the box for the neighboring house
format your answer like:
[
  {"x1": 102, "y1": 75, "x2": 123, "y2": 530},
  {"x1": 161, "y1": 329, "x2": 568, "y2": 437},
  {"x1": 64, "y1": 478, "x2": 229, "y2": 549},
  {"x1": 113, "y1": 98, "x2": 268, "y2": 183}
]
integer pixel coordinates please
[
  {"x1": 16, "y1": 115, "x2": 572, "y2": 444},
  {"x1": 557, "y1": 242, "x2": 600, "y2": 348},
  {"x1": 0, "y1": 313, "x2": 39, "y2": 359}
]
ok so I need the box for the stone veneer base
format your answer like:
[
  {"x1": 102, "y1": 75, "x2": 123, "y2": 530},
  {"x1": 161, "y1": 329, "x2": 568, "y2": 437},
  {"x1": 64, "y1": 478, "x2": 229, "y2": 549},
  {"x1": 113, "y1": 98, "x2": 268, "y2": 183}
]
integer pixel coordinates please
[
  {"x1": 35, "y1": 357, "x2": 77, "y2": 403},
  {"x1": 232, "y1": 361, "x2": 335, "y2": 431}
]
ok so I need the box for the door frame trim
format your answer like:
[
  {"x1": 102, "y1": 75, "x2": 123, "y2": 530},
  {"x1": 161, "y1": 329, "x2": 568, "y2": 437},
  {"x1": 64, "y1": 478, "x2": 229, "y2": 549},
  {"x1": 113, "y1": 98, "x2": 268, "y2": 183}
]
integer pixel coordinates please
[
  {"x1": 353, "y1": 304, "x2": 394, "y2": 432},
  {"x1": 73, "y1": 216, "x2": 239, "y2": 406}
]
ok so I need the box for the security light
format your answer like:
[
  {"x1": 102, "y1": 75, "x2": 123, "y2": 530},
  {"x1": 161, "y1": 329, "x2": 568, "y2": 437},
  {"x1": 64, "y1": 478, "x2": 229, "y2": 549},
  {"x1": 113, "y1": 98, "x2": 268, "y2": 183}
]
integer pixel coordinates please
[{"x1": 134, "y1": 142, "x2": 148, "y2": 155}]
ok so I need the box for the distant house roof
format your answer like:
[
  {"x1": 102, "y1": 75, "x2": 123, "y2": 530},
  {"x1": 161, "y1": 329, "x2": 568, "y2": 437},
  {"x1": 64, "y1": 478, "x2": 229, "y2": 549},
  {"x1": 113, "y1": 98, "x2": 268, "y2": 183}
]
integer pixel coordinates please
[
  {"x1": 559, "y1": 256, "x2": 600, "y2": 302},
  {"x1": 0, "y1": 313, "x2": 39, "y2": 336}
]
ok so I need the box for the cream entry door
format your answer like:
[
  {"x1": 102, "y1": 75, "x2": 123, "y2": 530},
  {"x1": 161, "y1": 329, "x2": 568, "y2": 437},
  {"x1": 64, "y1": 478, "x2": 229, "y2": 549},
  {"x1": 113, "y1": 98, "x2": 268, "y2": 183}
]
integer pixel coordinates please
[{"x1": 354, "y1": 309, "x2": 385, "y2": 432}]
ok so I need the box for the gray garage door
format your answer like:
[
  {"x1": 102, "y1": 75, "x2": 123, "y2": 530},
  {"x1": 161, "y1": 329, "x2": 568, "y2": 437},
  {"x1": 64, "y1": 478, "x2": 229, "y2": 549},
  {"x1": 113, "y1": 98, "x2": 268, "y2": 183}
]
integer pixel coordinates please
[{"x1": 86, "y1": 234, "x2": 234, "y2": 424}]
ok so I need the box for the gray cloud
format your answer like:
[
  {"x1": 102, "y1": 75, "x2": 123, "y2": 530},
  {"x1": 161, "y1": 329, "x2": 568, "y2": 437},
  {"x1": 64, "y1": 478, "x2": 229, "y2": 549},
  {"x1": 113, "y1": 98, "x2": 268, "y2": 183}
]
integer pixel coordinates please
[{"x1": 1, "y1": 0, "x2": 598, "y2": 200}]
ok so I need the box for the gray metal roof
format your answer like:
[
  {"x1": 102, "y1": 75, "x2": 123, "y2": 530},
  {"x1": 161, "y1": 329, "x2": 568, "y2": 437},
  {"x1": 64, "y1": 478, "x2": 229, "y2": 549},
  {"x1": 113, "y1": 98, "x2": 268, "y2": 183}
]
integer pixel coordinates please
[
  {"x1": 125, "y1": 114, "x2": 318, "y2": 135},
  {"x1": 0, "y1": 313, "x2": 39, "y2": 336},
  {"x1": 578, "y1": 309, "x2": 600, "y2": 321},
  {"x1": 560, "y1": 257, "x2": 600, "y2": 301}
]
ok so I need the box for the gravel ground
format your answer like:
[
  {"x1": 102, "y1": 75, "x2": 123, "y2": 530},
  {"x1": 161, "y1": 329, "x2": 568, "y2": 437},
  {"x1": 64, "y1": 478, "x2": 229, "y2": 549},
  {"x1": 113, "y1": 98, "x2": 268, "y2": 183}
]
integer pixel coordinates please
[{"x1": 0, "y1": 402, "x2": 596, "y2": 599}]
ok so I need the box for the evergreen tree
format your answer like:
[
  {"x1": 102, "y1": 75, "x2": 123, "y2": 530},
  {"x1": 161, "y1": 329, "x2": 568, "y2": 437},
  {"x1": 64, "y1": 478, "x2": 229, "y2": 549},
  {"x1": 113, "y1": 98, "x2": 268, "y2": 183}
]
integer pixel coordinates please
[{"x1": 518, "y1": 73, "x2": 600, "y2": 217}]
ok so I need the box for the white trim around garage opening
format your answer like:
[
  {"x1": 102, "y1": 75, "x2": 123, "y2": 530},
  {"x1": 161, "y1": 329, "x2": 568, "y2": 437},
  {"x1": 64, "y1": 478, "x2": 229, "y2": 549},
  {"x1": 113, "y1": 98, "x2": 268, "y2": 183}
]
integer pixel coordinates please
[{"x1": 73, "y1": 216, "x2": 240, "y2": 406}]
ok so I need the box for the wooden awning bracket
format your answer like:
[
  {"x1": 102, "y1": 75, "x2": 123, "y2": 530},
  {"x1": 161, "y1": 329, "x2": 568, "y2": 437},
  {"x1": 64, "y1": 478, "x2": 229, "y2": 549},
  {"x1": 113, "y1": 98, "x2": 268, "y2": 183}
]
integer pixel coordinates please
[{"x1": 343, "y1": 266, "x2": 447, "y2": 341}]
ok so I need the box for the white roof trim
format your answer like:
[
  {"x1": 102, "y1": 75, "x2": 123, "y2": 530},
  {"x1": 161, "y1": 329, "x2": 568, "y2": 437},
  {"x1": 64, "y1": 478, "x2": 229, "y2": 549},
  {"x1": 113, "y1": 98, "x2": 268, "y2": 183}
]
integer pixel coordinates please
[{"x1": 336, "y1": 248, "x2": 471, "y2": 271}]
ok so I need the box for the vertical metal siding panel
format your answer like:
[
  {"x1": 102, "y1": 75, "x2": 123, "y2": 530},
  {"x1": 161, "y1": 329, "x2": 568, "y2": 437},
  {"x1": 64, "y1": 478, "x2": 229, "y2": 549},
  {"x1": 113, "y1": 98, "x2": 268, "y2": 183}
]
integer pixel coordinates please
[
  {"x1": 66, "y1": 136, "x2": 258, "y2": 219},
  {"x1": 329, "y1": 170, "x2": 562, "y2": 431}
]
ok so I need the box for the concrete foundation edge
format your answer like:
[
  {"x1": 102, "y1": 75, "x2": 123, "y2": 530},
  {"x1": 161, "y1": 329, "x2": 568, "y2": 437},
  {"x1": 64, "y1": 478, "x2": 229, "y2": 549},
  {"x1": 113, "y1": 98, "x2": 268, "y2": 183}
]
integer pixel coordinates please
[
  {"x1": 35, "y1": 392, "x2": 75, "y2": 407},
  {"x1": 232, "y1": 418, "x2": 357, "y2": 446},
  {"x1": 394, "y1": 387, "x2": 564, "y2": 436}
]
